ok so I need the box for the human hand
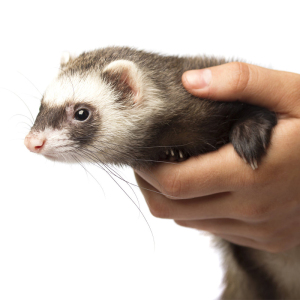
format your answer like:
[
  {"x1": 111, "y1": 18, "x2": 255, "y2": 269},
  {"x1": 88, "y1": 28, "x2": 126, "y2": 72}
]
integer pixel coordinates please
[{"x1": 135, "y1": 62, "x2": 300, "y2": 253}]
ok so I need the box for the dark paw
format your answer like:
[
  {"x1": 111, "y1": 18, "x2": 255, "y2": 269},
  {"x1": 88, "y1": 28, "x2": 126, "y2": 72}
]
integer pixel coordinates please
[{"x1": 229, "y1": 105, "x2": 277, "y2": 169}]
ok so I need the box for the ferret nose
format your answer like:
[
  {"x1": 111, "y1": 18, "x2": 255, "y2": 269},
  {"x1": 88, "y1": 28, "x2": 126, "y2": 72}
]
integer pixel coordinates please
[{"x1": 24, "y1": 135, "x2": 46, "y2": 153}]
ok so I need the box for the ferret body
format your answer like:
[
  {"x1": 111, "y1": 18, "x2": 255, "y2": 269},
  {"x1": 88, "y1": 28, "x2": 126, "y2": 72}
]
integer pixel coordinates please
[{"x1": 24, "y1": 47, "x2": 300, "y2": 299}]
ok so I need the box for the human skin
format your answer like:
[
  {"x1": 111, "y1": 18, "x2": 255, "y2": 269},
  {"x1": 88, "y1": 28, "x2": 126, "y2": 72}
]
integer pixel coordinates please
[{"x1": 135, "y1": 62, "x2": 300, "y2": 253}]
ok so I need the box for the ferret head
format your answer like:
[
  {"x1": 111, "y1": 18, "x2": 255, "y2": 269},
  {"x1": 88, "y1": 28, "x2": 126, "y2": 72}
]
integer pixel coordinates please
[{"x1": 24, "y1": 51, "x2": 165, "y2": 167}]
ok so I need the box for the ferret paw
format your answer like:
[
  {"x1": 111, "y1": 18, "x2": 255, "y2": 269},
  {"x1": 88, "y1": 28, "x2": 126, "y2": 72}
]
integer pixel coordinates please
[{"x1": 229, "y1": 106, "x2": 277, "y2": 169}]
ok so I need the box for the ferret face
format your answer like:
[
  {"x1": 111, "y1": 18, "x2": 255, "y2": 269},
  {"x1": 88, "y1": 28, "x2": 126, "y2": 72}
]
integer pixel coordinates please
[
  {"x1": 24, "y1": 73, "x2": 109, "y2": 163},
  {"x1": 24, "y1": 52, "x2": 165, "y2": 166}
]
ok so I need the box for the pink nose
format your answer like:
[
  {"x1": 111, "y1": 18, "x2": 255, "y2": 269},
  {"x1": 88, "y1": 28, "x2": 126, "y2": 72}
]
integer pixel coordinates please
[{"x1": 24, "y1": 135, "x2": 46, "y2": 153}]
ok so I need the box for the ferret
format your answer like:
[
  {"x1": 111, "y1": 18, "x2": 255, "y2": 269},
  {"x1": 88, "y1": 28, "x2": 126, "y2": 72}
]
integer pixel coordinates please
[{"x1": 24, "y1": 47, "x2": 300, "y2": 299}]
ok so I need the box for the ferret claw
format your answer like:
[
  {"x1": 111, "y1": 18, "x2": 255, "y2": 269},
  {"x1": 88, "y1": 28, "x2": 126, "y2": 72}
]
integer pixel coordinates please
[
  {"x1": 250, "y1": 160, "x2": 258, "y2": 170},
  {"x1": 179, "y1": 150, "x2": 183, "y2": 159},
  {"x1": 163, "y1": 148, "x2": 186, "y2": 162}
]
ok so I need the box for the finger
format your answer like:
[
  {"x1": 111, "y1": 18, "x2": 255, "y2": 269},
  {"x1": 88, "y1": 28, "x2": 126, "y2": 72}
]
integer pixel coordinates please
[
  {"x1": 135, "y1": 144, "x2": 252, "y2": 199},
  {"x1": 135, "y1": 171, "x2": 290, "y2": 224},
  {"x1": 175, "y1": 218, "x2": 293, "y2": 253},
  {"x1": 215, "y1": 234, "x2": 267, "y2": 251},
  {"x1": 174, "y1": 219, "x2": 277, "y2": 243},
  {"x1": 216, "y1": 234, "x2": 290, "y2": 253},
  {"x1": 135, "y1": 173, "x2": 239, "y2": 220},
  {"x1": 182, "y1": 62, "x2": 300, "y2": 115}
]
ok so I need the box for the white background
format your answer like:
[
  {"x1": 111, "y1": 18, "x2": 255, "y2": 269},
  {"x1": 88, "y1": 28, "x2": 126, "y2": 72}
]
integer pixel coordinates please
[{"x1": 1, "y1": 1, "x2": 300, "y2": 299}]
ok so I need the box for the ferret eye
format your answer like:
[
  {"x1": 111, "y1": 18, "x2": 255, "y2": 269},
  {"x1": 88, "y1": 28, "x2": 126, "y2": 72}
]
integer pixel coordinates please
[{"x1": 75, "y1": 109, "x2": 90, "y2": 121}]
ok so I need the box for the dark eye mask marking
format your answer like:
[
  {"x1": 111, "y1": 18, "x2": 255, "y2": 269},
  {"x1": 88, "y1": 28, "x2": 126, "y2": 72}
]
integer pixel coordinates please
[{"x1": 32, "y1": 102, "x2": 100, "y2": 147}]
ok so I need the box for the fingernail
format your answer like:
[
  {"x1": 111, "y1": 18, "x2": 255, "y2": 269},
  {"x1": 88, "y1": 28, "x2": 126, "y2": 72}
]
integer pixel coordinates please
[{"x1": 184, "y1": 69, "x2": 212, "y2": 89}]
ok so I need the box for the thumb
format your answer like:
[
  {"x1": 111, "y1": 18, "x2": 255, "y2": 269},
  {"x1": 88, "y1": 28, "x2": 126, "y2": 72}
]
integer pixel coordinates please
[{"x1": 182, "y1": 62, "x2": 300, "y2": 115}]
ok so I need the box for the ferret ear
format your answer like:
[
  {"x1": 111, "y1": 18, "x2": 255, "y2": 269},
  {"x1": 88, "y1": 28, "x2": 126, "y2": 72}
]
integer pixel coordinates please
[
  {"x1": 103, "y1": 60, "x2": 143, "y2": 104},
  {"x1": 60, "y1": 51, "x2": 76, "y2": 68}
]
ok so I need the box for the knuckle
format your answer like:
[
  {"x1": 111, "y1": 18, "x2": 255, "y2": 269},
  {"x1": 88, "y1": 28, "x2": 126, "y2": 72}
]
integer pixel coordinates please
[
  {"x1": 291, "y1": 79, "x2": 300, "y2": 100},
  {"x1": 160, "y1": 169, "x2": 182, "y2": 199},
  {"x1": 147, "y1": 198, "x2": 170, "y2": 219},
  {"x1": 264, "y1": 242, "x2": 286, "y2": 254},
  {"x1": 230, "y1": 62, "x2": 251, "y2": 94},
  {"x1": 253, "y1": 225, "x2": 276, "y2": 241},
  {"x1": 239, "y1": 203, "x2": 271, "y2": 221},
  {"x1": 237, "y1": 173, "x2": 256, "y2": 190}
]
